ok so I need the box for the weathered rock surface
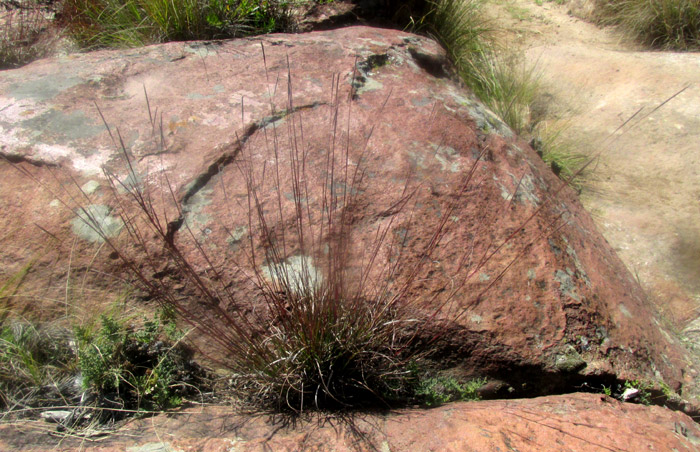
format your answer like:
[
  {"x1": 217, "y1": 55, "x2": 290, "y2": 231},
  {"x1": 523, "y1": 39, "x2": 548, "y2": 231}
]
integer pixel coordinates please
[
  {"x1": 1, "y1": 393, "x2": 699, "y2": 451},
  {"x1": 0, "y1": 26, "x2": 696, "y2": 408}
]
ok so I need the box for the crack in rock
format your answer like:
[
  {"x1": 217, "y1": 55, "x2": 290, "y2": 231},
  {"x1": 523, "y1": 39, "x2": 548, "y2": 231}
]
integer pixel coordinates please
[
  {"x1": 0, "y1": 151, "x2": 61, "y2": 168},
  {"x1": 165, "y1": 102, "x2": 325, "y2": 242}
]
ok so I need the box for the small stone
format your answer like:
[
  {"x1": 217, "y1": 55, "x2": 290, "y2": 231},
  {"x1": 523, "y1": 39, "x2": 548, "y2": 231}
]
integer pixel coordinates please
[
  {"x1": 40, "y1": 410, "x2": 72, "y2": 423},
  {"x1": 622, "y1": 387, "x2": 640, "y2": 401},
  {"x1": 554, "y1": 345, "x2": 587, "y2": 373}
]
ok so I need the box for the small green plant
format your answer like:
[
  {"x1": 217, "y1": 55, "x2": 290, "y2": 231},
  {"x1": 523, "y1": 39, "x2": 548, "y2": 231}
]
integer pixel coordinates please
[
  {"x1": 658, "y1": 380, "x2": 674, "y2": 398},
  {"x1": 415, "y1": 375, "x2": 486, "y2": 406},
  {"x1": 76, "y1": 310, "x2": 191, "y2": 412},
  {"x1": 594, "y1": 0, "x2": 700, "y2": 49},
  {"x1": 599, "y1": 379, "x2": 672, "y2": 405},
  {"x1": 529, "y1": 123, "x2": 588, "y2": 189},
  {"x1": 623, "y1": 379, "x2": 653, "y2": 405}
]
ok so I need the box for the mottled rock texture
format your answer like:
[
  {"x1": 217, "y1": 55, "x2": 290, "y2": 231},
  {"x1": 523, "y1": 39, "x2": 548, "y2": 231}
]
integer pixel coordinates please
[{"x1": 0, "y1": 26, "x2": 695, "y2": 406}]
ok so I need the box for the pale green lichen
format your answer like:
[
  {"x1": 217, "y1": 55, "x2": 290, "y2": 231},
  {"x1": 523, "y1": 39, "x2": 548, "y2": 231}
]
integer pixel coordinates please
[
  {"x1": 22, "y1": 109, "x2": 104, "y2": 142},
  {"x1": 564, "y1": 240, "x2": 592, "y2": 287},
  {"x1": 81, "y1": 180, "x2": 100, "y2": 195},
  {"x1": 432, "y1": 144, "x2": 461, "y2": 173},
  {"x1": 554, "y1": 269, "x2": 580, "y2": 302},
  {"x1": 183, "y1": 43, "x2": 215, "y2": 58},
  {"x1": 71, "y1": 204, "x2": 122, "y2": 242},
  {"x1": 261, "y1": 255, "x2": 321, "y2": 295},
  {"x1": 182, "y1": 186, "x2": 213, "y2": 232}
]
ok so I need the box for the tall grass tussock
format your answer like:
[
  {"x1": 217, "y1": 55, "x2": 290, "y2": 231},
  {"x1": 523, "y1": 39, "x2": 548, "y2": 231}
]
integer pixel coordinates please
[
  {"x1": 0, "y1": 320, "x2": 76, "y2": 411},
  {"x1": 425, "y1": 0, "x2": 585, "y2": 182},
  {"x1": 595, "y1": 0, "x2": 700, "y2": 49},
  {"x1": 423, "y1": 0, "x2": 541, "y2": 133},
  {"x1": 85, "y1": 73, "x2": 488, "y2": 411},
  {"x1": 60, "y1": 0, "x2": 294, "y2": 48},
  {"x1": 0, "y1": 1, "x2": 51, "y2": 69}
]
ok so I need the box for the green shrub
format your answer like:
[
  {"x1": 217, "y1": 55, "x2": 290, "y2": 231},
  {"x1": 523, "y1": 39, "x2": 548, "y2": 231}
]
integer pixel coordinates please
[
  {"x1": 595, "y1": 0, "x2": 700, "y2": 49},
  {"x1": 0, "y1": 293, "x2": 202, "y2": 421},
  {"x1": 415, "y1": 375, "x2": 486, "y2": 406},
  {"x1": 76, "y1": 310, "x2": 192, "y2": 412}
]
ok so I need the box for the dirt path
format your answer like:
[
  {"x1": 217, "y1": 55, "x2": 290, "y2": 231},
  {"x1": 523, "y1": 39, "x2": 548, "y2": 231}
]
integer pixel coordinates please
[{"x1": 486, "y1": 0, "x2": 700, "y2": 345}]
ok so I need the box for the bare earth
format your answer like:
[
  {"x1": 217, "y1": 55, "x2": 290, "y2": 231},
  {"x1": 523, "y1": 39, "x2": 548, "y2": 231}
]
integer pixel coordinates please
[{"x1": 486, "y1": 0, "x2": 700, "y2": 342}]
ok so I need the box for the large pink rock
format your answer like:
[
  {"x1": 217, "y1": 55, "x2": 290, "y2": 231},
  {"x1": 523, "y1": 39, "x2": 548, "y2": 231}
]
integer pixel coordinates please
[
  {"x1": 1, "y1": 393, "x2": 698, "y2": 451},
  {"x1": 0, "y1": 26, "x2": 697, "y2": 408}
]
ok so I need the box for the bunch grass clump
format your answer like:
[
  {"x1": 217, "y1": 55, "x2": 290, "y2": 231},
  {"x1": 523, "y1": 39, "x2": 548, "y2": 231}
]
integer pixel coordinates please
[
  {"x1": 424, "y1": 0, "x2": 540, "y2": 135},
  {"x1": 530, "y1": 123, "x2": 588, "y2": 190},
  {"x1": 0, "y1": 320, "x2": 77, "y2": 411},
  {"x1": 0, "y1": 2, "x2": 50, "y2": 69},
  {"x1": 60, "y1": 0, "x2": 294, "y2": 48},
  {"x1": 0, "y1": 263, "x2": 76, "y2": 411},
  {"x1": 424, "y1": 0, "x2": 586, "y2": 183},
  {"x1": 595, "y1": 0, "x2": 700, "y2": 49}
]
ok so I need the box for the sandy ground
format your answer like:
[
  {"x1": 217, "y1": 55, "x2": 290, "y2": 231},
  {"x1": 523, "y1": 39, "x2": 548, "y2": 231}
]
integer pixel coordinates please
[{"x1": 485, "y1": 0, "x2": 700, "y2": 345}]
